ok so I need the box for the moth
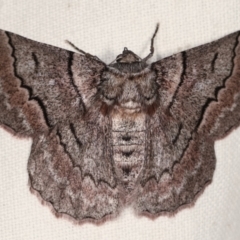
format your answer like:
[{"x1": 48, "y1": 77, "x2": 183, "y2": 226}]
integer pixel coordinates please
[{"x1": 0, "y1": 24, "x2": 240, "y2": 224}]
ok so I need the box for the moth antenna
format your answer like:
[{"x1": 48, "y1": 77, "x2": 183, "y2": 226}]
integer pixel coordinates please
[
  {"x1": 142, "y1": 23, "x2": 159, "y2": 62},
  {"x1": 65, "y1": 40, "x2": 102, "y2": 62},
  {"x1": 65, "y1": 40, "x2": 87, "y2": 54}
]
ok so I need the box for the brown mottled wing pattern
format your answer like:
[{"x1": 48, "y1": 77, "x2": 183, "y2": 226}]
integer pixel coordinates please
[
  {"x1": 0, "y1": 30, "x2": 119, "y2": 222},
  {"x1": 1, "y1": 28, "x2": 240, "y2": 222},
  {"x1": 136, "y1": 32, "x2": 240, "y2": 215}
]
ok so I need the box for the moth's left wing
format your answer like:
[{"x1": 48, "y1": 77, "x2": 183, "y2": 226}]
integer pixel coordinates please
[
  {"x1": 0, "y1": 30, "x2": 120, "y2": 222},
  {"x1": 136, "y1": 31, "x2": 240, "y2": 215}
]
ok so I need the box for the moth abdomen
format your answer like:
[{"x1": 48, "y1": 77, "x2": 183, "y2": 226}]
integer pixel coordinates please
[{"x1": 111, "y1": 111, "x2": 146, "y2": 192}]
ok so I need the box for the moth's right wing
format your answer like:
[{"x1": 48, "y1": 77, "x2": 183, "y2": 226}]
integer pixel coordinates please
[{"x1": 135, "y1": 31, "x2": 240, "y2": 216}]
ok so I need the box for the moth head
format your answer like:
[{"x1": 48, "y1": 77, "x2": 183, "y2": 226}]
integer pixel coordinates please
[
  {"x1": 108, "y1": 24, "x2": 159, "y2": 73},
  {"x1": 115, "y1": 47, "x2": 141, "y2": 63}
]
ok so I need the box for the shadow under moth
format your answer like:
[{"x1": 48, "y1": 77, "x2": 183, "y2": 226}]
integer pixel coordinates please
[{"x1": 0, "y1": 24, "x2": 240, "y2": 224}]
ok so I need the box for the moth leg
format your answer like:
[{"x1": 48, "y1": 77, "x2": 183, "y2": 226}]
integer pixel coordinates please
[
  {"x1": 65, "y1": 40, "x2": 102, "y2": 62},
  {"x1": 142, "y1": 23, "x2": 159, "y2": 62}
]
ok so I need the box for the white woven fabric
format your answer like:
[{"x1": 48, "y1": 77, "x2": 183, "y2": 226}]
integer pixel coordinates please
[{"x1": 0, "y1": 0, "x2": 240, "y2": 239}]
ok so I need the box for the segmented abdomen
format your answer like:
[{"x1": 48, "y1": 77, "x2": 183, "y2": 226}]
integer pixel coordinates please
[{"x1": 111, "y1": 113, "x2": 146, "y2": 192}]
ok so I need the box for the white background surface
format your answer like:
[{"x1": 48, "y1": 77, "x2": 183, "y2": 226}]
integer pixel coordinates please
[{"x1": 0, "y1": 0, "x2": 240, "y2": 239}]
